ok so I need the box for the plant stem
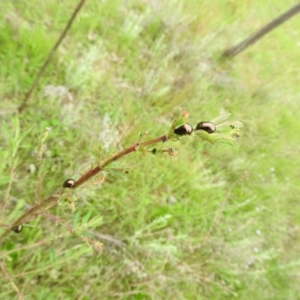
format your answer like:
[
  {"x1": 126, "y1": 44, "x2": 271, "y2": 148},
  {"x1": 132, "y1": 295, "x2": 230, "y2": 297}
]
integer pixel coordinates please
[
  {"x1": 2, "y1": 165, "x2": 15, "y2": 218},
  {"x1": 18, "y1": 0, "x2": 86, "y2": 112},
  {"x1": 76, "y1": 134, "x2": 167, "y2": 187},
  {"x1": 0, "y1": 134, "x2": 168, "y2": 243},
  {"x1": 221, "y1": 3, "x2": 300, "y2": 58},
  {"x1": 0, "y1": 260, "x2": 25, "y2": 299}
]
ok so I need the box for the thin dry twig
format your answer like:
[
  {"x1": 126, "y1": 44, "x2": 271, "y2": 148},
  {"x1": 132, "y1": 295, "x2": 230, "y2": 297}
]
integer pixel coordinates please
[
  {"x1": 0, "y1": 260, "x2": 25, "y2": 300},
  {"x1": 222, "y1": 3, "x2": 300, "y2": 58},
  {"x1": 1, "y1": 166, "x2": 16, "y2": 218},
  {"x1": 200, "y1": 189, "x2": 231, "y2": 247},
  {"x1": 18, "y1": 0, "x2": 86, "y2": 112}
]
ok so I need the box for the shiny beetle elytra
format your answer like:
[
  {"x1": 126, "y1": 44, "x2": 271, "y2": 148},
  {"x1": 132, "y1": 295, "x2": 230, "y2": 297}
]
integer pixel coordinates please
[
  {"x1": 63, "y1": 178, "x2": 76, "y2": 188},
  {"x1": 12, "y1": 225, "x2": 23, "y2": 233},
  {"x1": 195, "y1": 122, "x2": 216, "y2": 134},
  {"x1": 174, "y1": 123, "x2": 193, "y2": 136}
]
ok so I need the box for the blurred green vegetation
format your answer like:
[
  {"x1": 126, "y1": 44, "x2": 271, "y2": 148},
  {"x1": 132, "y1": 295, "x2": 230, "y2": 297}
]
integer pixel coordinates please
[{"x1": 1, "y1": 0, "x2": 300, "y2": 299}]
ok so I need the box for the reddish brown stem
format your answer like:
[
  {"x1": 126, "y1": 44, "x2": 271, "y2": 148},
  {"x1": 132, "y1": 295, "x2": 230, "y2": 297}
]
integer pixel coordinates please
[
  {"x1": 0, "y1": 194, "x2": 62, "y2": 242},
  {"x1": 76, "y1": 135, "x2": 167, "y2": 187},
  {"x1": 75, "y1": 166, "x2": 102, "y2": 187},
  {"x1": 0, "y1": 134, "x2": 168, "y2": 243}
]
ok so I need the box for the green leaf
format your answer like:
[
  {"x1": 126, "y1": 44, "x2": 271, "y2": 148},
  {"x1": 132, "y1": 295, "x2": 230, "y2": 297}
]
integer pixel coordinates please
[
  {"x1": 210, "y1": 113, "x2": 231, "y2": 125},
  {"x1": 84, "y1": 215, "x2": 103, "y2": 229},
  {"x1": 106, "y1": 168, "x2": 129, "y2": 182},
  {"x1": 49, "y1": 248, "x2": 56, "y2": 263},
  {"x1": 0, "y1": 176, "x2": 10, "y2": 186},
  {"x1": 82, "y1": 211, "x2": 93, "y2": 225},
  {"x1": 12, "y1": 116, "x2": 20, "y2": 140},
  {"x1": 2, "y1": 122, "x2": 11, "y2": 138},
  {"x1": 211, "y1": 133, "x2": 236, "y2": 146},
  {"x1": 18, "y1": 126, "x2": 33, "y2": 145},
  {"x1": 230, "y1": 121, "x2": 243, "y2": 129},
  {"x1": 73, "y1": 211, "x2": 82, "y2": 227},
  {"x1": 194, "y1": 130, "x2": 215, "y2": 144},
  {"x1": 39, "y1": 129, "x2": 49, "y2": 144}
]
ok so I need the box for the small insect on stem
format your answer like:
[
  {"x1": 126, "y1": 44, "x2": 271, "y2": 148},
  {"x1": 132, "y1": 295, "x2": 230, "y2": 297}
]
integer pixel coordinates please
[
  {"x1": 12, "y1": 225, "x2": 23, "y2": 233},
  {"x1": 63, "y1": 178, "x2": 76, "y2": 188},
  {"x1": 195, "y1": 122, "x2": 216, "y2": 134},
  {"x1": 152, "y1": 148, "x2": 157, "y2": 154},
  {"x1": 174, "y1": 123, "x2": 193, "y2": 136}
]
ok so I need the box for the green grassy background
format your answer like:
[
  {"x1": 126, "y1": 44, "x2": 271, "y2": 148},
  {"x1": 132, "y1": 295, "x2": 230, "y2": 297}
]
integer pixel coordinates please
[{"x1": 1, "y1": 0, "x2": 300, "y2": 299}]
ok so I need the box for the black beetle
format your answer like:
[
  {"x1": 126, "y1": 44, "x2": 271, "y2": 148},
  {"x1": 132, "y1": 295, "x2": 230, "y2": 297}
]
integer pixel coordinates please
[
  {"x1": 195, "y1": 122, "x2": 216, "y2": 134},
  {"x1": 12, "y1": 225, "x2": 23, "y2": 233},
  {"x1": 174, "y1": 123, "x2": 193, "y2": 136},
  {"x1": 63, "y1": 178, "x2": 76, "y2": 188}
]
